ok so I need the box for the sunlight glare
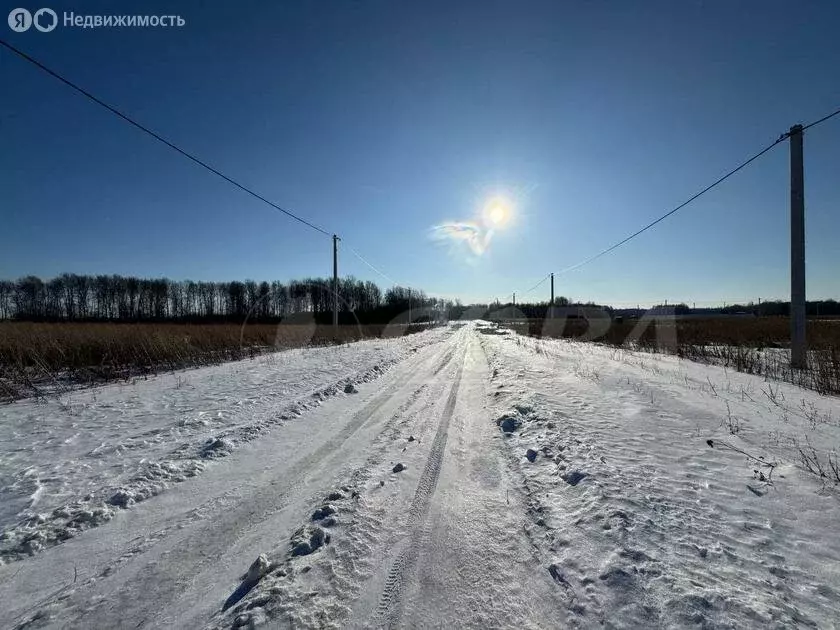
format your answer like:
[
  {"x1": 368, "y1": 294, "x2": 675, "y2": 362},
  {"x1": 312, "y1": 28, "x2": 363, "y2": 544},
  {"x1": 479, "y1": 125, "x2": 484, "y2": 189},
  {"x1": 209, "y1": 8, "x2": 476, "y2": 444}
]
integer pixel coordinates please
[{"x1": 483, "y1": 197, "x2": 512, "y2": 228}]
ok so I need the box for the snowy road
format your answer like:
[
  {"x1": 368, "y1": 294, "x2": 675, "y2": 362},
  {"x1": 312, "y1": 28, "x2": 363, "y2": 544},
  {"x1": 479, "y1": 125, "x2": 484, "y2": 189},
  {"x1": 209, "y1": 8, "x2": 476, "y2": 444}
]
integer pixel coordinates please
[{"x1": 2, "y1": 322, "x2": 840, "y2": 628}]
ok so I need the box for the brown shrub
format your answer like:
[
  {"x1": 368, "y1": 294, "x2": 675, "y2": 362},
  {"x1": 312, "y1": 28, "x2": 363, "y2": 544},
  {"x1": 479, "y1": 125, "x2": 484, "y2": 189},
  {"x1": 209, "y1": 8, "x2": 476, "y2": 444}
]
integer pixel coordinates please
[{"x1": 0, "y1": 321, "x2": 435, "y2": 401}]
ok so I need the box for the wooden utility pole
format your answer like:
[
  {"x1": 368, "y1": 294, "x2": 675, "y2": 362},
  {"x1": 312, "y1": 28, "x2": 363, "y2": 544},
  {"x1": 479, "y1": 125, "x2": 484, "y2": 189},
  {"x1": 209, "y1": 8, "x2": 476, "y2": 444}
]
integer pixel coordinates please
[
  {"x1": 790, "y1": 124, "x2": 806, "y2": 368},
  {"x1": 332, "y1": 234, "x2": 339, "y2": 328},
  {"x1": 408, "y1": 288, "x2": 411, "y2": 324},
  {"x1": 550, "y1": 273, "x2": 555, "y2": 319}
]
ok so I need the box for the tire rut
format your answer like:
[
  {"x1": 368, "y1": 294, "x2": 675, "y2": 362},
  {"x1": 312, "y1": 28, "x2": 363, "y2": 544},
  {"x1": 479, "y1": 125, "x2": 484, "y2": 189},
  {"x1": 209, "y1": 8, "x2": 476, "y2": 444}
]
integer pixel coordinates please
[
  {"x1": 374, "y1": 346, "x2": 465, "y2": 628},
  {"x1": 12, "y1": 343, "x2": 455, "y2": 630},
  {"x1": 211, "y1": 363, "x2": 459, "y2": 630}
]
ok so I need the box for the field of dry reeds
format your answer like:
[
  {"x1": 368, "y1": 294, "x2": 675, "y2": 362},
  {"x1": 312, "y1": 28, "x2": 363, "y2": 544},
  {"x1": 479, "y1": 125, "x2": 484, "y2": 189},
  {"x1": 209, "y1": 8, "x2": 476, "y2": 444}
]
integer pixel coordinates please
[{"x1": 0, "y1": 321, "x2": 434, "y2": 401}]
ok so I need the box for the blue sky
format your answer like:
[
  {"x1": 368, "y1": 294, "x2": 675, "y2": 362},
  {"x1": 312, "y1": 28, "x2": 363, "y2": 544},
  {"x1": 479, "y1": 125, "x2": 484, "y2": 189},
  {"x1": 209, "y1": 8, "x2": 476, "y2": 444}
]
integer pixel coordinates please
[{"x1": 1, "y1": 0, "x2": 838, "y2": 306}]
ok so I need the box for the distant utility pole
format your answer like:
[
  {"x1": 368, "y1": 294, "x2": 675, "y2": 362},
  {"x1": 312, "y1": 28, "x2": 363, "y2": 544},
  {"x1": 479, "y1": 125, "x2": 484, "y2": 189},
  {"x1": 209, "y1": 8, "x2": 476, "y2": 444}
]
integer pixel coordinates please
[
  {"x1": 789, "y1": 124, "x2": 806, "y2": 369},
  {"x1": 550, "y1": 273, "x2": 555, "y2": 319},
  {"x1": 408, "y1": 288, "x2": 412, "y2": 324},
  {"x1": 332, "y1": 234, "x2": 339, "y2": 328}
]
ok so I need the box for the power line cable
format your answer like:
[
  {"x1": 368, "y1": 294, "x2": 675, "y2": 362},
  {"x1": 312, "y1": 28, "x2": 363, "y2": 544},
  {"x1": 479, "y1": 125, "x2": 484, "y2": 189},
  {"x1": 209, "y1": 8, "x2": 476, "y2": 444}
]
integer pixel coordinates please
[
  {"x1": 521, "y1": 273, "x2": 551, "y2": 295},
  {"x1": 553, "y1": 105, "x2": 840, "y2": 278},
  {"x1": 8, "y1": 35, "x2": 838, "y2": 300},
  {"x1": 3, "y1": 38, "x2": 416, "y2": 297},
  {"x1": 509, "y1": 106, "x2": 840, "y2": 304},
  {"x1": 801, "y1": 106, "x2": 840, "y2": 131},
  {"x1": 0, "y1": 38, "x2": 331, "y2": 237},
  {"x1": 554, "y1": 136, "x2": 785, "y2": 276},
  {"x1": 2, "y1": 39, "x2": 417, "y2": 290},
  {"x1": 345, "y1": 244, "x2": 401, "y2": 287}
]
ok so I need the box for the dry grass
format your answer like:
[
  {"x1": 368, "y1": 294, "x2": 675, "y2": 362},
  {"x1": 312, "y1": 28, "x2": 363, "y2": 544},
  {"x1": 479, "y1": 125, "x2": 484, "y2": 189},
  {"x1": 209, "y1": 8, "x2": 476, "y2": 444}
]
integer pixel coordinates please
[
  {"x1": 510, "y1": 317, "x2": 840, "y2": 396},
  {"x1": 0, "y1": 321, "x2": 434, "y2": 401}
]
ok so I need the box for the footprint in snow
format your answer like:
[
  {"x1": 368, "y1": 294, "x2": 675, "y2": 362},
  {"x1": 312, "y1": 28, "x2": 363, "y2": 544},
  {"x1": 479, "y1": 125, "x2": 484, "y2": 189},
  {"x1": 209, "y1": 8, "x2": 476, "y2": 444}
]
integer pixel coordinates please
[{"x1": 562, "y1": 470, "x2": 588, "y2": 486}]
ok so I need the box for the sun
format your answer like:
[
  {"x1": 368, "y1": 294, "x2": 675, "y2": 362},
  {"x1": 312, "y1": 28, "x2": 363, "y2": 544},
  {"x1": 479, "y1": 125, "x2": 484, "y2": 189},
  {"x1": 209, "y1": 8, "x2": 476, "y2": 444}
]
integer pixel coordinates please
[{"x1": 483, "y1": 197, "x2": 512, "y2": 227}]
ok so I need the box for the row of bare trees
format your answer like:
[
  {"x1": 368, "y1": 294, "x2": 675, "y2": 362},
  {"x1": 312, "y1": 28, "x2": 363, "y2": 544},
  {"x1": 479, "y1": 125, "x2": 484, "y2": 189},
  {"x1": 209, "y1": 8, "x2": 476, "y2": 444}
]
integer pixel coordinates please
[{"x1": 0, "y1": 274, "x2": 445, "y2": 323}]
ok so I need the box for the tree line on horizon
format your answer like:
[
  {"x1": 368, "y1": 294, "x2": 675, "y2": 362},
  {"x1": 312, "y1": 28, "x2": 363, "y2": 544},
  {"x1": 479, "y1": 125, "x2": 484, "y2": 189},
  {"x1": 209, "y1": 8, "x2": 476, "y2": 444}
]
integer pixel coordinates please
[
  {"x1": 0, "y1": 274, "x2": 451, "y2": 324},
  {"x1": 1, "y1": 274, "x2": 838, "y2": 324},
  {"x1": 484, "y1": 299, "x2": 840, "y2": 319}
]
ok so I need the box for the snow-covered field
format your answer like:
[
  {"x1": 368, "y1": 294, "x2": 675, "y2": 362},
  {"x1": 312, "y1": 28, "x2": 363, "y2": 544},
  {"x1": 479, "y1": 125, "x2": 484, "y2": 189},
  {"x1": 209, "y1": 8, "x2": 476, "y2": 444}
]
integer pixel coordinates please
[{"x1": 1, "y1": 322, "x2": 839, "y2": 628}]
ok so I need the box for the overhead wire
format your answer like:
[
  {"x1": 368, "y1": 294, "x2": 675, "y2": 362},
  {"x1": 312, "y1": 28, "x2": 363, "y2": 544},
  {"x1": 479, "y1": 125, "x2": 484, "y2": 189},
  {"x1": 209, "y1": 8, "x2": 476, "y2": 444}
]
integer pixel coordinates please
[
  {"x1": 801, "y1": 106, "x2": 840, "y2": 131},
  {"x1": 554, "y1": 137, "x2": 786, "y2": 276},
  {"x1": 344, "y1": 244, "x2": 401, "y2": 287},
  {"x1": 552, "y1": 105, "x2": 840, "y2": 278},
  {"x1": 520, "y1": 273, "x2": 551, "y2": 295},
  {"x1": 507, "y1": 105, "x2": 840, "y2": 305},
  {"x1": 2, "y1": 38, "x2": 414, "y2": 296},
  {"x1": 0, "y1": 38, "x2": 332, "y2": 237},
  {"x1": 6, "y1": 36, "x2": 837, "y2": 305}
]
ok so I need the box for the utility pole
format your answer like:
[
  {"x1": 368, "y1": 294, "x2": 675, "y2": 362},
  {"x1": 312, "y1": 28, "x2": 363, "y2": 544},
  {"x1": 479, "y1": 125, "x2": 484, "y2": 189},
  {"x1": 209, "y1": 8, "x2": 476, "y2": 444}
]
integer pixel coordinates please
[
  {"x1": 790, "y1": 124, "x2": 806, "y2": 368},
  {"x1": 550, "y1": 273, "x2": 555, "y2": 319},
  {"x1": 332, "y1": 234, "x2": 339, "y2": 329},
  {"x1": 408, "y1": 288, "x2": 411, "y2": 325}
]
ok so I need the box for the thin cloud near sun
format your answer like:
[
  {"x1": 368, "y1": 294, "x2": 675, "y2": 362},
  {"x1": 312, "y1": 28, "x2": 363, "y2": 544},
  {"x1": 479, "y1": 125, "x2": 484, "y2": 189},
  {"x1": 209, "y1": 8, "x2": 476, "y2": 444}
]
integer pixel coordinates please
[
  {"x1": 430, "y1": 221, "x2": 493, "y2": 256},
  {"x1": 430, "y1": 195, "x2": 514, "y2": 259}
]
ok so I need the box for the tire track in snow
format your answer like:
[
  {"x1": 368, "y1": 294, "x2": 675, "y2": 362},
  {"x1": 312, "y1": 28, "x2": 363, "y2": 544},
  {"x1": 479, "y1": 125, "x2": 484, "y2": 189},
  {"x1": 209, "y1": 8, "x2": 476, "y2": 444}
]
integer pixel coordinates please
[
  {"x1": 298, "y1": 342, "x2": 455, "y2": 477},
  {"x1": 0, "y1": 339, "x2": 451, "y2": 565},
  {"x1": 70, "y1": 379, "x2": 438, "y2": 625},
  {"x1": 374, "y1": 345, "x2": 465, "y2": 628},
  {"x1": 7, "y1": 343, "x2": 457, "y2": 630},
  {"x1": 212, "y1": 369, "x2": 458, "y2": 630}
]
